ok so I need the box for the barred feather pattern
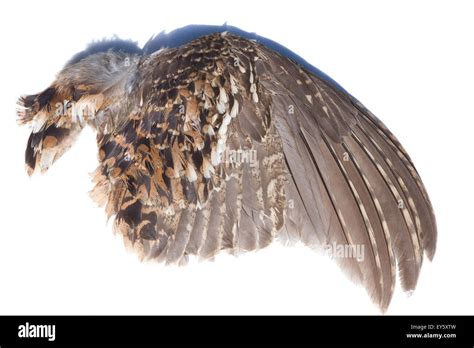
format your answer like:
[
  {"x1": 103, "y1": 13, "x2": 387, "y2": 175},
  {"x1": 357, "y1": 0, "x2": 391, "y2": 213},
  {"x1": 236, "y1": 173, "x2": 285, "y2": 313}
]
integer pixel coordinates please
[{"x1": 18, "y1": 32, "x2": 436, "y2": 310}]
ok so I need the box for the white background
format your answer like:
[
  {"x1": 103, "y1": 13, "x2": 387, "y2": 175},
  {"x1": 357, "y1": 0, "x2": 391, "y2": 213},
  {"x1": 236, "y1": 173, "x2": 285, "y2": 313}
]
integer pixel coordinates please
[{"x1": 0, "y1": 0, "x2": 472, "y2": 315}]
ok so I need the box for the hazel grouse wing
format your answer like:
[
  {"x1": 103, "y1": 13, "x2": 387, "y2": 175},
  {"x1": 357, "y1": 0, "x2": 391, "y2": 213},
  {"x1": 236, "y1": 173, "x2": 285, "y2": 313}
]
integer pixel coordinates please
[{"x1": 17, "y1": 28, "x2": 436, "y2": 310}]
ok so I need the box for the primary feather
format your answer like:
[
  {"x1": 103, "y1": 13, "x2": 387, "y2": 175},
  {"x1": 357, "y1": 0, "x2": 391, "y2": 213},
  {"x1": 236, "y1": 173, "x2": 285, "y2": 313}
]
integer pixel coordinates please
[{"x1": 17, "y1": 27, "x2": 436, "y2": 310}]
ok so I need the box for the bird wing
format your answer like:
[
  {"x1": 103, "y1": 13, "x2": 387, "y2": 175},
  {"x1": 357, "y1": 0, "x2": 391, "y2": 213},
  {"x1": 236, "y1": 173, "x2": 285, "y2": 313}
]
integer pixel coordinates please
[{"x1": 90, "y1": 33, "x2": 437, "y2": 310}]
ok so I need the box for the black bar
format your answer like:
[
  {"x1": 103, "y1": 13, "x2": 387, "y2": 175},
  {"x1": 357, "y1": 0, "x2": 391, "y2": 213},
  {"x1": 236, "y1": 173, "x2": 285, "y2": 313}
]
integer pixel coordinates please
[{"x1": 0, "y1": 315, "x2": 472, "y2": 346}]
